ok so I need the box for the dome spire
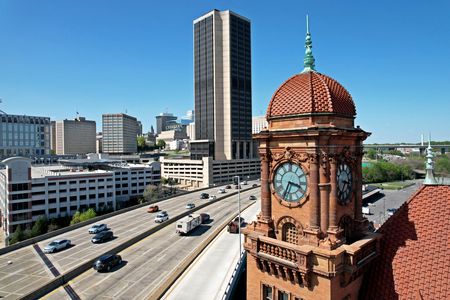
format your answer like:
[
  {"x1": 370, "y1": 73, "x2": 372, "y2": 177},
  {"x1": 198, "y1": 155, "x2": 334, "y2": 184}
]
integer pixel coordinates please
[{"x1": 302, "y1": 14, "x2": 316, "y2": 73}]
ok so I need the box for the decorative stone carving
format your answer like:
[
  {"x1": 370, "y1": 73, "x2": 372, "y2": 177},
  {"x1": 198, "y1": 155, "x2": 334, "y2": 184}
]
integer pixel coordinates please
[{"x1": 276, "y1": 216, "x2": 304, "y2": 236}]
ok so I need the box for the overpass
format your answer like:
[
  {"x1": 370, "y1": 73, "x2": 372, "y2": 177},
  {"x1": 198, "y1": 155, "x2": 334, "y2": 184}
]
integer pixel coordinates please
[{"x1": 364, "y1": 144, "x2": 450, "y2": 155}]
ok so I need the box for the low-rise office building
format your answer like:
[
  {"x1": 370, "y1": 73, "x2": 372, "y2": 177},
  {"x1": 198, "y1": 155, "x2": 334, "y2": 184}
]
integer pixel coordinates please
[
  {"x1": 0, "y1": 157, "x2": 160, "y2": 237},
  {"x1": 0, "y1": 113, "x2": 51, "y2": 158},
  {"x1": 161, "y1": 156, "x2": 260, "y2": 188}
]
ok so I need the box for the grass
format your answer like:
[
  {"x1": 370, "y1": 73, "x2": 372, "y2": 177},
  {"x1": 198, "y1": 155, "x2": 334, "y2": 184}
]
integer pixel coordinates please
[{"x1": 371, "y1": 181, "x2": 416, "y2": 190}]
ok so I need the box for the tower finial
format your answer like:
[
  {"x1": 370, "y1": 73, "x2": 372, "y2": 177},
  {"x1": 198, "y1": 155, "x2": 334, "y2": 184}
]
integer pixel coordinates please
[
  {"x1": 424, "y1": 133, "x2": 438, "y2": 185},
  {"x1": 302, "y1": 14, "x2": 316, "y2": 73}
]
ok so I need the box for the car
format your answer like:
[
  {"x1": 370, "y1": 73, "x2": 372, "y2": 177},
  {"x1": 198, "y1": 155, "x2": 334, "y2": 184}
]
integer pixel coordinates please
[
  {"x1": 200, "y1": 193, "x2": 209, "y2": 199},
  {"x1": 234, "y1": 185, "x2": 241, "y2": 189},
  {"x1": 249, "y1": 195, "x2": 257, "y2": 200},
  {"x1": 185, "y1": 203, "x2": 195, "y2": 209},
  {"x1": 147, "y1": 205, "x2": 159, "y2": 213},
  {"x1": 155, "y1": 211, "x2": 169, "y2": 223},
  {"x1": 218, "y1": 188, "x2": 226, "y2": 194},
  {"x1": 91, "y1": 230, "x2": 114, "y2": 243},
  {"x1": 227, "y1": 217, "x2": 246, "y2": 233},
  {"x1": 387, "y1": 208, "x2": 397, "y2": 216},
  {"x1": 43, "y1": 239, "x2": 71, "y2": 253},
  {"x1": 88, "y1": 224, "x2": 107, "y2": 234},
  {"x1": 208, "y1": 195, "x2": 217, "y2": 201},
  {"x1": 252, "y1": 183, "x2": 258, "y2": 188},
  {"x1": 93, "y1": 254, "x2": 122, "y2": 272},
  {"x1": 243, "y1": 180, "x2": 248, "y2": 185},
  {"x1": 225, "y1": 185, "x2": 232, "y2": 189},
  {"x1": 200, "y1": 213, "x2": 210, "y2": 223}
]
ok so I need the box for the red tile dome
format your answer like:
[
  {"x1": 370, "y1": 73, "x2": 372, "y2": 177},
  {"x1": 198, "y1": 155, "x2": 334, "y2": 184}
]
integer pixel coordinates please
[{"x1": 266, "y1": 71, "x2": 356, "y2": 120}]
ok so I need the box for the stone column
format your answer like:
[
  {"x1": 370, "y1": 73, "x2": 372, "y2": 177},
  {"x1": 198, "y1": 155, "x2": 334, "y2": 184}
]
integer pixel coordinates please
[
  {"x1": 309, "y1": 154, "x2": 320, "y2": 230},
  {"x1": 260, "y1": 152, "x2": 271, "y2": 221},
  {"x1": 328, "y1": 156, "x2": 338, "y2": 230},
  {"x1": 319, "y1": 154, "x2": 330, "y2": 233},
  {"x1": 354, "y1": 153, "x2": 363, "y2": 220}
]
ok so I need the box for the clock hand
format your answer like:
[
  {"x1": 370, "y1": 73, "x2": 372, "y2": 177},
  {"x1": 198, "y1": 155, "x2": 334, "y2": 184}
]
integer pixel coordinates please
[{"x1": 283, "y1": 182, "x2": 292, "y2": 199}]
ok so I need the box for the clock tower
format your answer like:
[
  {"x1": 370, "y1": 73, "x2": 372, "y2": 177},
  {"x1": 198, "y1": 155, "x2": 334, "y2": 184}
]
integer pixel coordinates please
[{"x1": 244, "y1": 17, "x2": 380, "y2": 300}]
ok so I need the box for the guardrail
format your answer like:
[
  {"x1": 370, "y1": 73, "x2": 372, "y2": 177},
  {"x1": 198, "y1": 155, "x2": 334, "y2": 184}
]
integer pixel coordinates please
[
  {"x1": 222, "y1": 251, "x2": 247, "y2": 300},
  {"x1": 20, "y1": 185, "x2": 259, "y2": 300}
]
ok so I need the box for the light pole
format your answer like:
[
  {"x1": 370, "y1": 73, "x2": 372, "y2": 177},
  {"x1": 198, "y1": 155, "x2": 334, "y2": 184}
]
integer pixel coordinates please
[{"x1": 233, "y1": 175, "x2": 241, "y2": 258}]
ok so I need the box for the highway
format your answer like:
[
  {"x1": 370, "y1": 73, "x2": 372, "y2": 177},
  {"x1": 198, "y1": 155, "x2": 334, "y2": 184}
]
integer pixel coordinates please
[
  {"x1": 43, "y1": 188, "x2": 260, "y2": 300},
  {"x1": 0, "y1": 181, "x2": 259, "y2": 300}
]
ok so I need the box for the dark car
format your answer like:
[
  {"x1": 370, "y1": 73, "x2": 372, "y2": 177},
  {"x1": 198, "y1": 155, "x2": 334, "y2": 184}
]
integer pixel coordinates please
[
  {"x1": 200, "y1": 213, "x2": 210, "y2": 223},
  {"x1": 227, "y1": 217, "x2": 246, "y2": 233},
  {"x1": 249, "y1": 195, "x2": 257, "y2": 200},
  {"x1": 252, "y1": 183, "x2": 258, "y2": 188},
  {"x1": 91, "y1": 230, "x2": 114, "y2": 243},
  {"x1": 225, "y1": 185, "x2": 232, "y2": 189},
  {"x1": 200, "y1": 193, "x2": 209, "y2": 199},
  {"x1": 93, "y1": 254, "x2": 122, "y2": 272}
]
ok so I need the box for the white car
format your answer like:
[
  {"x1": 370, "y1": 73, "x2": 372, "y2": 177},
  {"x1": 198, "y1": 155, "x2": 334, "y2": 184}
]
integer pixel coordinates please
[
  {"x1": 185, "y1": 203, "x2": 195, "y2": 209},
  {"x1": 218, "y1": 188, "x2": 226, "y2": 194},
  {"x1": 208, "y1": 195, "x2": 217, "y2": 201},
  {"x1": 88, "y1": 224, "x2": 107, "y2": 234},
  {"x1": 43, "y1": 239, "x2": 71, "y2": 253},
  {"x1": 155, "y1": 211, "x2": 169, "y2": 223}
]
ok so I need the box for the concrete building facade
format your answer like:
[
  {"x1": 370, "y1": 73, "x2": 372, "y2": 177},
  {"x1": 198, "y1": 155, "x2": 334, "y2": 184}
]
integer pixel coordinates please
[
  {"x1": 0, "y1": 114, "x2": 51, "y2": 158},
  {"x1": 52, "y1": 117, "x2": 96, "y2": 155},
  {"x1": 155, "y1": 113, "x2": 177, "y2": 134},
  {"x1": 0, "y1": 156, "x2": 160, "y2": 236},
  {"x1": 191, "y1": 10, "x2": 252, "y2": 160},
  {"x1": 102, "y1": 113, "x2": 138, "y2": 154}
]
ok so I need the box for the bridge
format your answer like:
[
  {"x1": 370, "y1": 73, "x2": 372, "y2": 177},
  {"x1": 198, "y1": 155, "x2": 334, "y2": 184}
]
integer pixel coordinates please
[
  {"x1": 0, "y1": 182, "x2": 260, "y2": 300},
  {"x1": 364, "y1": 144, "x2": 450, "y2": 155}
]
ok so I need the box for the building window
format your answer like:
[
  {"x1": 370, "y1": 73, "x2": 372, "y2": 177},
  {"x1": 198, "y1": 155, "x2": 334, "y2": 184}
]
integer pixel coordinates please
[
  {"x1": 282, "y1": 222, "x2": 298, "y2": 245},
  {"x1": 262, "y1": 284, "x2": 273, "y2": 300},
  {"x1": 278, "y1": 290, "x2": 289, "y2": 300}
]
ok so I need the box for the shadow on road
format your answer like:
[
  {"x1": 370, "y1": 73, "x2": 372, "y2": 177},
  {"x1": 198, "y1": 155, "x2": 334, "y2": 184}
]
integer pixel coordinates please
[{"x1": 185, "y1": 225, "x2": 212, "y2": 237}]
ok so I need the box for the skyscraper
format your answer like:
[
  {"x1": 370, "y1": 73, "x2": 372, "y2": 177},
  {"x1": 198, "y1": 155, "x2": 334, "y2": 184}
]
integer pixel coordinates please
[
  {"x1": 191, "y1": 9, "x2": 252, "y2": 160},
  {"x1": 52, "y1": 116, "x2": 96, "y2": 155}
]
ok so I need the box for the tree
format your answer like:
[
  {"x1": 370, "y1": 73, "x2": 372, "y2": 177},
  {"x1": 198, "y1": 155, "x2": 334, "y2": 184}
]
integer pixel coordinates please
[
  {"x1": 366, "y1": 149, "x2": 377, "y2": 160},
  {"x1": 9, "y1": 226, "x2": 25, "y2": 245},
  {"x1": 143, "y1": 184, "x2": 160, "y2": 202},
  {"x1": 31, "y1": 216, "x2": 48, "y2": 237},
  {"x1": 80, "y1": 208, "x2": 96, "y2": 222},
  {"x1": 137, "y1": 136, "x2": 146, "y2": 152},
  {"x1": 435, "y1": 155, "x2": 450, "y2": 176},
  {"x1": 156, "y1": 139, "x2": 166, "y2": 149},
  {"x1": 70, "y1": 211, "x2": 82, "y2": 225}
]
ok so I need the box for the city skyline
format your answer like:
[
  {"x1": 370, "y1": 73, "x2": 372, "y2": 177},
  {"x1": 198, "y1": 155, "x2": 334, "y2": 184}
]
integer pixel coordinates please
[{"x1": 0, "y1": 1, "x2": 449, "y2": 143}]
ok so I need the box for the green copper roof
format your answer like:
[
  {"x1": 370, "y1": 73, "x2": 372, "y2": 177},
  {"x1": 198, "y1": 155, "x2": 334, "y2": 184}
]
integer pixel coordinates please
[
  {"x1": 302, "y1": 15, "x2": 316, "y2": 73},
  {"x1": 424, "y1": 135, "x2": 438, "y2": 185}
]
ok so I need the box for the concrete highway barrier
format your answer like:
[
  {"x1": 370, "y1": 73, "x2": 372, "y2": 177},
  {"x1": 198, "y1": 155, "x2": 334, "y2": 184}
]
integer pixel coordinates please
[{"x1": 19, "y1": 185, "x2": 259, "y2": 300}]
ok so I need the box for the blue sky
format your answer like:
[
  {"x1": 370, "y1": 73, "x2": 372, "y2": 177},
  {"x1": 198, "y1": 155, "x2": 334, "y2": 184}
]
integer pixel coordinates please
[{"x1": 0, "y1": 0, "x2": 449, "y2": 143}]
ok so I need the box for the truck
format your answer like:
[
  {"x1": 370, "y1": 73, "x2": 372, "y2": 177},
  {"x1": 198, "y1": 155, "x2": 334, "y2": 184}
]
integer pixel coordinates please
[{"x1": 176, "y1": 214, "x2": 202, "y2": 235}]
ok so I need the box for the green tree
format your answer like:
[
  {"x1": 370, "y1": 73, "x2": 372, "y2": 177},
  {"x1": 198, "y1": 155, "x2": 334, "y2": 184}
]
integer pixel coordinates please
[
  {"x1": 137, "y1": 136, "x2": 146, "y2": 152},
  {"x1": 435, "y1": 155, "x2": 450, "y2": 175},
  {"x1": 9, "y1": 226, "x2": 25, "y2": 245},
  {"x1": 80, "y1": 208, "x2": 97, "y2": 222},
  {"x1": 156, "y1": 139, "x2": 166, "y2": 149},
  {"x1": 31, "y1": 216, "x2": 48, "y2": 237},
  {"x1": 366, "y1": 149, "x2": 377, "y2": 160},
  {"x1": 70, "y1": 211, "x2": 82, "y2": 225},
  {"x1": 143, "y1": 184, "x2": 160, "y2": 202}
]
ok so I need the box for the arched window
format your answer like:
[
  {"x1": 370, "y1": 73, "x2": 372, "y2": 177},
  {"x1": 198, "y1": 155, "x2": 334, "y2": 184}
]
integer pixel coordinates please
[{"x1": 282, "y1": 222, "x2": 298, "y2": 245}]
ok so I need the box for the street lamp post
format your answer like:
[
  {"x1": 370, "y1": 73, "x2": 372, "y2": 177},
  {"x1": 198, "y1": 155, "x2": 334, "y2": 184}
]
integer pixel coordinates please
[{"x1": 234, "y1": 175, "x2": 242, "y2": 258}]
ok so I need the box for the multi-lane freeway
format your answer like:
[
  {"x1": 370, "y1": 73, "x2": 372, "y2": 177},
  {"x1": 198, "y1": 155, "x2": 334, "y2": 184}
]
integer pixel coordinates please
[{"x1": 0, "y1": 182, "x2": 259, "y2": 300}]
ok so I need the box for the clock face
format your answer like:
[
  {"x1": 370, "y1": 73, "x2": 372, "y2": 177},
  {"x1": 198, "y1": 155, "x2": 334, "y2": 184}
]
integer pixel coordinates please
[
  {"x1": 273, "y1": 162, "x2": 307, "y2": 202},
  {"x1": 337, "y1": 163, "x2": 352, "y2": 204}
]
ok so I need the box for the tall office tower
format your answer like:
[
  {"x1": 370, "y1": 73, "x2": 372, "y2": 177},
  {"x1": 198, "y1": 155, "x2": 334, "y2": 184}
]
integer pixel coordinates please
[
  {"x1": 191, "y1": 9, "x2": 252, "y2": 160},
  {"x1": 52, "y1": 116, "x2": 96, "y2": 155},
  {"x1": 102, "y1": 113, "x2": 138, "y2": 154},
  {"x1": 0, "y1": 114, "x2": 51, "y2": 158},
  {"x1": 155, "y1": 113, "x2": 177, "y2": 134}
]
